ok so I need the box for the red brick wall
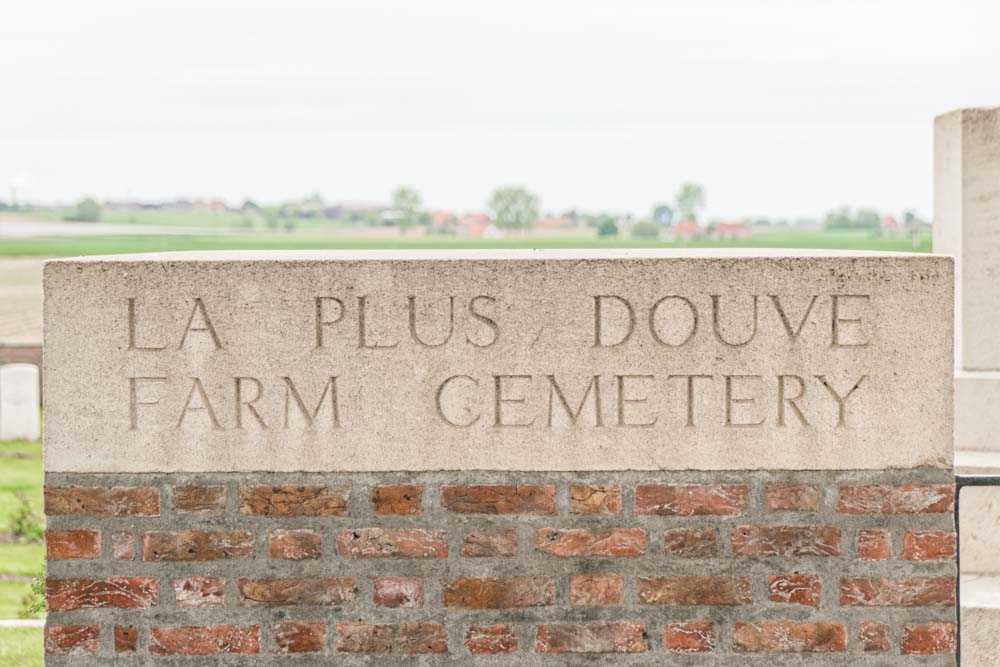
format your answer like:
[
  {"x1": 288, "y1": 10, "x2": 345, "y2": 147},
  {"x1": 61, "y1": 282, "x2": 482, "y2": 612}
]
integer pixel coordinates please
[{"x1": 43, "y1": 471, "x2": 957, "y2": 662}]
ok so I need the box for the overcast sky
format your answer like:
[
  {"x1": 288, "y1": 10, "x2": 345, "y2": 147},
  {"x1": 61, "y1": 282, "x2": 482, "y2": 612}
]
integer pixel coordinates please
[{"x1": 1, "y1": 1, "x2": 997, "y2": 219}]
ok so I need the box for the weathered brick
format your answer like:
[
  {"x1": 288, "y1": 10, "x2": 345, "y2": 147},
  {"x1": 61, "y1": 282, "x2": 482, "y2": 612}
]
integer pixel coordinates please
[
  {"x1": 570, "y1": 574, "x2": 624, "y2": 606},
  {"x1": 902, "y1": 530, "x2": 956, "y2": 561},
  {"x1": 374, "y1": 577, "x2": 423, "y2": 608},
  {"x1": 112, "y1": 531, "x2": 135, "y2": 560},
  {"x1": 838, "y1": 484, "x2": 954, "y2": 514},
  {"x1": 535, "y1": 528, "x2": 646, "y2": 557},
  {"x1": 859, "y1": 621, "x2": 890, "y2": 652},
  {"x1": 731, "y1": 525, "x2": 841, "y2": 556},
  {"x1": 47, "y1": 577, "x2": 159, "y2": 610},
  {"x1": 635, "y1": 484, "x2": 748, "y2": 516},
  {"x1": 856, "y1": 529, "x2": 892, "y2": 560},
  {"x1": 269, "y1": 529, "x2": 321, "y2": 560},
  {"x1": 115, "y1": 626, "x2": 138, "y2": 653},
  {"x1": 734, "y1": 622, "x2": 847, "y2": 652},
  {"x1": 570, "y1": 484, "x2": 622, "y2": 514},
  {"x1": 45, "y1": 486, "x2": 159, "y2": 516},
  {"x1": 536, "y1": 623, "x2": 648, "y2": 653},
  {"x1": 663, "y1": 528, "x2": 717, "y2": 557},
  {"x1": 174, "y1": 576, "x2": 225, "y2": 608},
  {"x1": 371, "y1": 484, "x2": 422, "y2": 515},
  {"x1": 336, "y1": 623, "x2": 447, "y2": 654},
  {"x1": 840, "y1": 577, "x2": 956, "y2": 607},
  {"x1": 239, "y1": 485, "x2": 348, "y2": 516},
  {"x1": 441, "y1": 484, "x2": 555, "y2": 514},
  {"x1": 664, "y1": 622, "x2": 715, "y2": 653},
  {"x1": 142, "y1": 530, "x2": 253, "y2": 561},
  {"x1": 767, "y1": 484, "x2": 820, "y2": 512},
  {"x1": 901, "y1": 622, "x2": 957, "y2": 655},
  {"x1": 466, "y1": 624, "x2": 517, "y2": 654},
  {"x1": 238, "y1": 577, "x2": 356, "y2": 607},
  {"x1": 150, "y1": 625, "x2": 260, "y2": 655},
  {"x1": 45, "y1": 624, "x2": 99, "y2": 656},
  {"x1": 173, "y1": 485, "x2": 226, "y2": 515},
  {"x1": 768, "y1": 574, "x2": 821, "y2": 606},
  {"x1": 443, "y1": 576, "x2": 555, "y2": 609},
  {"x1": 275, "y1": 621, "x2": 326, "y2": 654},
  {"x1": 462, "y1": 529, "x2": 517, "y2": 557},
  {"x1": 337, "y1": 528, "x2": 447, "y2": 558},
  {"x1": 46, "y1": 529, "x2": 101, "y2": 560},
  {"x1": 638, "y1": 576, "x2": 752, "y2": 606}
]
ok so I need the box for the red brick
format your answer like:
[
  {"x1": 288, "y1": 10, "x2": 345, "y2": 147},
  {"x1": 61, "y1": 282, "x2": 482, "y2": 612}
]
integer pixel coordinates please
[
  {"x1": 466, "y1": 624, "x2": 517, "y2": 654},
  {"x1": 269, "y1": 529, "x2": 321, "y2": 560},
  {"x1": 838, "y1": 484, "x2": 954, "y2": 514},
  {"x1": 535, "y1": 528, "x2": 646, "y2": 557},
  {"x1": 768, "y1": 575, "x2": 821, "y2": 606},
  {"x1": 536, "y1": 623, "x2": 648, "y2": 653},
  {"x1": 115, "y1": 626, "x2": 138, "y2": 653},
  {"x1": 731, "y1": 525, "x2": 841, "y2": 556},
  {"x1": 142, "y1": 530, "x2": 253, "y2": 561},
  {"x1": 371, "y1": 484, "x2": 422, "y2": 515},
  {"x1": 45, "y1": 486, "x2": 159, "y2": 516},
  {"x1": 112, "y1": 531, "x2": 135, "y2": 560},
  {"x1": 47, "y1": 577, "x2": 159, "y2": 610},
  {"x1": 45, "y1": 624, "x2": 99, "y2": 656},
  {"x1": 663, "y1": 528, "x2": 718, "y2": 557},
  {"x1": 443, "y1": 576, "x2": 554, "y2": 609},
  {"x1": 275, "y1": 621, "x2": 326, "y2": 654},
  {"x1": 570, "y1": 574, "x2": 624, "y2": 606},
  {"x1": 856, "y1": 529, "x2": 892, "y2": 560},
  {"x1": 174, "y1": 576, "x2": 225, "y2": 608},
  {"x1": 173, "y1": 485, "x2": 226, "y2": 515},
  {"x1": 46, "y1": 529, "x2": 100, "y2": 560},
  {"x1": 767, "y1": 485, "x2": 820, "y2": 512},
  {"x1": 336, "y1": 623, "x2": 447, "y2": 654},
  {"x1": 337, "y1": 528, "x2": 447, "y2": 558},
  {"x1": 150, "y1": 625, "x2": 260, "y2": 655},
  {"x1": 859, "y1": 622, "x2": 890, "y2": 652},
  {"x1": 734, "y1": 622, "x2": 847, "y2": 652},
  {"x1": 840, "y1": 577, "x2": 956, "y2": 607},
  {"x1": 570, "y1": 485, "x2": 622, "y2": 514},
  {"x1": 441, "y1": 484, "x2": 555, "y2": 514},
  {"x1": 638, "y1": 576, "x2": 751, "y2": 606},
  {"x1": 902, "y1": 531, "x2": 956, "y2": 561},
  {"x1": 462, "y1": 529, "x2": 517, "y2": 557},
  {"x1": 901, "y1": 622, "x2": 957, "y2": 655},
  {"x1": 374, "y1": 577, "x2": 423, "y2": 608},
  {"x1": 664, "y1": 622, "x2": 715, "y2": 653},
  {"x1": 238, "y1": 484, "x2": 348, "y2": 516},
  {"x1": 635, "y1": 484, "x2": 748, "y2": 516},
  {"x1": 238, "y1": 577, "x2": 356, "y2": 607}
]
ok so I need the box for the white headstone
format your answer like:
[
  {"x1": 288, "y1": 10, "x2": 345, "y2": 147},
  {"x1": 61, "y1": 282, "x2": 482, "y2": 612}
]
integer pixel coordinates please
[{"x1": 0, "y1": 363, "x2": 41, "y2": 441}]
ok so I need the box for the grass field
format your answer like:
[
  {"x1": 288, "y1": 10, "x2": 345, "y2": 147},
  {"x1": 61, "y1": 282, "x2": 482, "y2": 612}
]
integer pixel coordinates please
[
  {"x1": 0, "y1": 628, "x2": 42, "y2": 667},
  {"x1": 0, "y1": 227, "x2": 930, "y2": 257}
]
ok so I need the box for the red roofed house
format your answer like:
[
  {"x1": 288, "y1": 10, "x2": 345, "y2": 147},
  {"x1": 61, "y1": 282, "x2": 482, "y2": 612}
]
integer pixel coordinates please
[
  {"x1": 671, "y1": 221, "x2": 704, "y2": 242},
  {"x1": 713, "y1": 222, "x2": 751, "y2": 241}
]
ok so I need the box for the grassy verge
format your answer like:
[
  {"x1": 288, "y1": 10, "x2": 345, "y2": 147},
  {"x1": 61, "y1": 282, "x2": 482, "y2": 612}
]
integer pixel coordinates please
[{"x1": 0, "y1": 627, "x2": 43, "y2": 666}]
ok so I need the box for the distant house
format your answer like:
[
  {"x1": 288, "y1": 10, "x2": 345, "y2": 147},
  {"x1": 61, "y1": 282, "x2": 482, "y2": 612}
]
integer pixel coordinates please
[
  {"x1": 713, "y1": 222, "x2": 751, "y2": 241},
  {"x1": 672, "y1": 221, "x2": 704, "y2": 241},
  {"x1": 458, "y1": 213, "x2": 496, "y2": 238},
  {"x1": 430, "y1": 211, "x2": 458, "y2": 233},
  {"x1": 537, "y1": 216, "x2": 573, "y2": 230},
  {"x1": 881, "y1": 215, "x2": 899, "y2": 232}
]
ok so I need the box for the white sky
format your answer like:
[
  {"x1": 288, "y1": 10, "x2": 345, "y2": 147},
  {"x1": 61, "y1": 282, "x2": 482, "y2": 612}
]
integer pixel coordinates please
[{"x1": 1, "y1": 0, "x2": 997, "y2": 219}]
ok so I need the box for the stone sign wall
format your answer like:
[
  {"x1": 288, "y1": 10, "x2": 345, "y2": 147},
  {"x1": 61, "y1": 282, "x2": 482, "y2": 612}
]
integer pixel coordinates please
[{"x1": 42, "y1": 250, "x2": 958, "y2": 663}]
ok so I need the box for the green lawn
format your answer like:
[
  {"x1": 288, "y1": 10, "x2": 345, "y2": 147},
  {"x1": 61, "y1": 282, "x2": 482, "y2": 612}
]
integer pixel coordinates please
[
  {"x1": 0, "y1": 628, "x2": 43, "y2": 667},
  {"x1": 0, "y1": 442, "x2": 42, "y2": 535},
  {"x1": 0, "y1": 228, "x2": 930, "y2": 257}
]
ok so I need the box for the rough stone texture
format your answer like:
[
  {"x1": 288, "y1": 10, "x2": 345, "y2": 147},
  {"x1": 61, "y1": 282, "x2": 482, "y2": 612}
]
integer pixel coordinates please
[
  {"x1": 664, "y1": 622, "x2": 715, "y2": 653},
  {"x1": 465, "y1": 624, "x2": 517, "y2": 654},
  {"x1": 569, "y1": 573, "x2": 624, "y2": 606},
  {"x1": 46, "y1": 529, "x2": 101, "y2": 560},
  {"x1": 373, "y1": 577, "x2": 423, "y2": 608},
  {"x1": 269, "y1": 529, "x2": 321, "y2": 560},
  {"x1": 43, "y1": 250, "x2": 953, "y2": 472},
  {"x1": 172, "y1": 485, "x2": 225, "y2": 515},
  {"x1": 734, "y1": 621, "x2": 847, "y2": 653},
  {"x1": 274, "y1": 621, "x2": 325, "y2": 654},
  {"x1": 461, "y1": 529, "x2": 517, "y2": 557}
]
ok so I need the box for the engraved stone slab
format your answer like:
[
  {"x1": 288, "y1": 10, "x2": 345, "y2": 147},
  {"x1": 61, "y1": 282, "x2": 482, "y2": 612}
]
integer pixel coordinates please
[
  {"x1": 0, "y1": 363, "x2": 41, "y2": 441},
  {"x1": 43, "y1": 249, "x2": 952, "y2": 472}
]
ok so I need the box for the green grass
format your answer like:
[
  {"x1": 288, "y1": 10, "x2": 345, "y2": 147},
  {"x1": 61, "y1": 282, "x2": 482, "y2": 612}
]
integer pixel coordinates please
[
  {"x1": 0, "y1": 627, "x2": 42, "y2": 667},
  {"x1": 0, "y1": 581, "x2": 39, "y2": 620},
  {"x1": 0, "y1": 442, "x2": 42, "y2": 535},
  {"x1": 0, "y1": 228, "x2": 930, "y2": 257},
  {"x1": 0, "y1": 545, "x2": 44, "y2": 578}
]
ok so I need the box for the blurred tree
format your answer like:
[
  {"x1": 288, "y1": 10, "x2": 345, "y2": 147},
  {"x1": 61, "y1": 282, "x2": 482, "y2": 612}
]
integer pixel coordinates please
[
  {"x1": 69, "y1": 198, "x2": 101, "y2": 222},
  {"x1": 392, "y1": 187, "x2": 422, "y2": 233},
  {"x1": 651, "y1": 203, "x2": 674, "y2": 227},
  {"x1": 674, "y1": 183, "x2": 705, "y2": 222},
  {"x1": 631, "y1": 221, "x2": 660, "y2": 239},
  {"x1": 489, "y1": 186, "x2": 540, "y2": 232},
  {"x1": 597, "y1": 218, "x2": 619, "y2": 237}
]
